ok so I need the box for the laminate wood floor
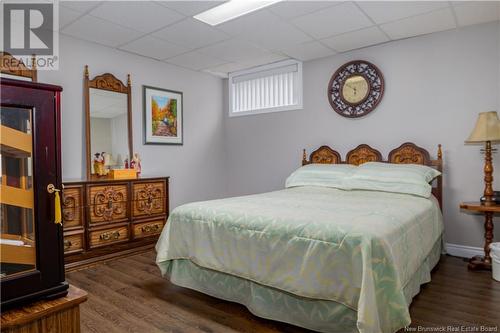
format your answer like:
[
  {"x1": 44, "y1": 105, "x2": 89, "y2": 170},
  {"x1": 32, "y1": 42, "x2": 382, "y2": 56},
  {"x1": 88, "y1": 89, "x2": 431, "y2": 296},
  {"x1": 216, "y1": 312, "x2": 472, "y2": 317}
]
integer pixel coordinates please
[{"x1": 66, "y1": 252, "x2": 500, "y2": 333}]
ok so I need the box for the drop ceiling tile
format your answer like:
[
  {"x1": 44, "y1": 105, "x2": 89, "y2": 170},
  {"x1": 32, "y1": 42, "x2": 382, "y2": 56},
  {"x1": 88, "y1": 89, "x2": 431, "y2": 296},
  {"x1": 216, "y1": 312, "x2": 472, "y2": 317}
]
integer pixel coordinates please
[
  {"x1": 240, "y1": 53, "x2": 288, "y2": 68},
  {"x1": 165, "y1": 50, "x2": 227, "y2": 71},
  {"x1": 204, "y1": 62, "x2": 252, "y2": 76},
  {"x1": 62, "y1": 15, "x2": 143, "y2": 47},
  {"x1": 197, "y1": 39, "x2": 273, "y2": 63},
  {"x1": 153, "y1": 18, "x2": 229, "y2": 49},
  {"x1": 281, "y1": 41, "x2": 336, "y2": 61},
  {"x1": 89, "y1": 1, "x2": 184, "y2": 33},
  {"x1": 268, "y1": 1, "x2": 338, "y2": 19},
  {"x1": 357, "y1": 1, "x2": 449, "y2": 24},
  {"x1": 60, "y1": 6, "x2": 82, "y2": 28},
  {"x1": 60, "y1": 1, "x2": 102, "y2": 13},
  {"x1": 202, "y1": 70, "x2": 228, "y2": 78},
  {"x1": 292, "y1": 2, "x2": 373, "y2": 39},
  {"x1": 210, "y1": 62, "x2": 252, "y2": 73},
  {"x1": 453, "y1": 2, "x2": 500, "y2": 27},
  {"x1": 217, "y1": 10, "x2": 312, "y2": 50},
  {"x1": 156, "y1": 1, "x2": 225, "y2": 16},
  {"x1": 380, "y1": 8, "x2": 456, "y2": 40},
  {"x1": 119, "y1": 36, "x2": 189, "y2": 60},
  {"x1": 322, "y1": 26, "x2": 389, "y2": 52}
]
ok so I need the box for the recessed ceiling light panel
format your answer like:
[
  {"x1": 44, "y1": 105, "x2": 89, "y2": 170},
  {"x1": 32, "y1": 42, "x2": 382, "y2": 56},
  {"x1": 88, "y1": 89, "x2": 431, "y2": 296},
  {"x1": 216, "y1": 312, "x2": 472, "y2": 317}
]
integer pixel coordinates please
[{"x1": 194, "y1": 0, "x2": 283, "y2": 26}]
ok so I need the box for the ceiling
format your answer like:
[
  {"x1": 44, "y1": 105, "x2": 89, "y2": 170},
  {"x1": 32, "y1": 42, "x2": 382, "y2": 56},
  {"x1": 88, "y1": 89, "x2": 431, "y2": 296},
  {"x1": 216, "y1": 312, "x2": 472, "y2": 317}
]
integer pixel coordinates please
[{"x1": 60, "y1": 1, "x2": 500, "y2": 77}]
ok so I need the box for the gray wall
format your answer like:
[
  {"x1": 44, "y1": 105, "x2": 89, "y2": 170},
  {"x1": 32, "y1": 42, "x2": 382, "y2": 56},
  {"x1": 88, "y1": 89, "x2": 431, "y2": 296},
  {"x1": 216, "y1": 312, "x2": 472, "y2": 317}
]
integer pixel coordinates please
[
  {"x1": 224, "y1": 22, "x2": 500, "y2": 248},
  {"x1": 35, "y1": 23, "x2": 500, "y2": 249},
  {"x1": 39, "y1": 35, "x2": 228, "y2": 208}
]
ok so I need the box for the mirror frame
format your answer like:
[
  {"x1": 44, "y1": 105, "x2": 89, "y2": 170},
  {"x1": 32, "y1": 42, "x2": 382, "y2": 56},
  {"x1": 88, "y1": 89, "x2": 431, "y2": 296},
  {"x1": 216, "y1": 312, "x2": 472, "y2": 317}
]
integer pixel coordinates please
[
  {"x1": 84, "y1": 65, "x2": 132, "y2": 179},
  {"x1": 0, "y1": 51, "x2": 37, "y2": 81}
]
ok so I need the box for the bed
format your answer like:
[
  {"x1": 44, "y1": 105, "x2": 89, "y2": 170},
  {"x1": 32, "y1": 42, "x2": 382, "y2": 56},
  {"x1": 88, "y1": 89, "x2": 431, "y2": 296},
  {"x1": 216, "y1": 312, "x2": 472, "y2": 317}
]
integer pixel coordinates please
[{"x1": 156, "y1": 142, "x2": 444, "y2": 333}]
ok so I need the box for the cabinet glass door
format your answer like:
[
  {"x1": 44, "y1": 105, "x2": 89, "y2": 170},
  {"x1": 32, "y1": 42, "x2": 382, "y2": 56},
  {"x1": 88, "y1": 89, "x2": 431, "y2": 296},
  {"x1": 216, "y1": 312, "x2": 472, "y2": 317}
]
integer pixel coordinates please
[{"x1": 0, "y1": 106, "x2": 36, "y2": 278}]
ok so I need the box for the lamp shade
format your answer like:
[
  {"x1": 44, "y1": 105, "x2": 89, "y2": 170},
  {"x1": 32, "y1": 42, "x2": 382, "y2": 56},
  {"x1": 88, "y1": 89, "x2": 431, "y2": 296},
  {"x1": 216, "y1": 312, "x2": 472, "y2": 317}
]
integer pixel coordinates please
[{"x1": 465, "y1": 111, "x2": 500, "y2": 143}]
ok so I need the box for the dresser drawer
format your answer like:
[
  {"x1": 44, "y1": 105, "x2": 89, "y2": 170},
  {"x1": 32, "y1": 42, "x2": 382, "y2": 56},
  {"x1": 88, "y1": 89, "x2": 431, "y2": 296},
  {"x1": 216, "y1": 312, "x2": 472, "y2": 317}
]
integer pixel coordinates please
[
  {"x1": 89, "y1": 225, "x2": 129, "y2": 249},
  {"x1": 132, "y1": 181, "x2": 166, "y2": 218},
  {"x1": 62, "y1": 186, "x2": 84, "y2": 228},
  {"x1": 63, "y1": 233, "x2": 84, "y2": 254},
  {"x1": 132, "y1": 219, "x2": 165, "y2": 239},
  {"x1": 88, "y1": 184, "x2": 128, "y2": 224}
]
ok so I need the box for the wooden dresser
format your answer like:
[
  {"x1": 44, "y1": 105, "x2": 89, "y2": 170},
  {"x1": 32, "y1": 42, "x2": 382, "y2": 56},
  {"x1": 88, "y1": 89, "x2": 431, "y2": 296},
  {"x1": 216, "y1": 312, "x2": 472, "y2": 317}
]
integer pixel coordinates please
[{"x1": 61, "y1": 176, "x2": 169, "y2": 270}]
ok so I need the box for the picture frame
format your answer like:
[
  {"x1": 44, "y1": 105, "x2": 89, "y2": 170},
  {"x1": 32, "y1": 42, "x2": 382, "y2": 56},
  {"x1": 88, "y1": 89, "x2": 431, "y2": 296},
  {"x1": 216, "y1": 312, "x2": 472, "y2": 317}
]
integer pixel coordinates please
[{"x1": 143, "y1": 85, "x2": 183, "y2": 145}]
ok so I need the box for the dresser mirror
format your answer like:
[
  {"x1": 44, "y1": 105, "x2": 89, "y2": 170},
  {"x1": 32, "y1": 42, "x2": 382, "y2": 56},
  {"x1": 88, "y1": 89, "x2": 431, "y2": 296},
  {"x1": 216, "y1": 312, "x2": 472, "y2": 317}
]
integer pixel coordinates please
[{"x1": 84, "y1": 65, "x2": 132, "y2": 179}]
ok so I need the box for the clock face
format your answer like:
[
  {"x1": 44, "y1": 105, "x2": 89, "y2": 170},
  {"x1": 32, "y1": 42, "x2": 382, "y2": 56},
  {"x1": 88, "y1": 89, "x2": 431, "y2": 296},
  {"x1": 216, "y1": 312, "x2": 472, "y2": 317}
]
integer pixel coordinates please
[
  {"x1": 341, "y1": 75, "x2": 369, "y2": 105},
  {"x1": 328, "y1": 61, "x2": 384, "y2": 118}
]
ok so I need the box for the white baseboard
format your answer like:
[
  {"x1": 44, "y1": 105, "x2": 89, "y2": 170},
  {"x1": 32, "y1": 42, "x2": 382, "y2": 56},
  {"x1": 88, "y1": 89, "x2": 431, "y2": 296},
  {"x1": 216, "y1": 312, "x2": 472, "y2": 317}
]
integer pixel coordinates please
[{"x1": 445, "y1": 243, "x2": 483, "y2": 258}]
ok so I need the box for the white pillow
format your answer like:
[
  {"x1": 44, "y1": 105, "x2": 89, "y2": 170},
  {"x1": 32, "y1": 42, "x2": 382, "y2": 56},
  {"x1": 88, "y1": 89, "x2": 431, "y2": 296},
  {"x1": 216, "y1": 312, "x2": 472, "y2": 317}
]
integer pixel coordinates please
[
  {"x1": 348, "y1": 162, "x2": 441, "y2": 198},
  {"x1": 285, "y1": 164, "x2": 356, "y2": 190}
]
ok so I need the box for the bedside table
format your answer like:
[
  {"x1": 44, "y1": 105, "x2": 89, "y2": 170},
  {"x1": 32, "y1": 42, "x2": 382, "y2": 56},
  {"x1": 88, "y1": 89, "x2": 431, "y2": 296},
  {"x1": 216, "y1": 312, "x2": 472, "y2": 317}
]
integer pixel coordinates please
[{"x1": 459, "y1": 202, "x2": 499, "y2": 270}]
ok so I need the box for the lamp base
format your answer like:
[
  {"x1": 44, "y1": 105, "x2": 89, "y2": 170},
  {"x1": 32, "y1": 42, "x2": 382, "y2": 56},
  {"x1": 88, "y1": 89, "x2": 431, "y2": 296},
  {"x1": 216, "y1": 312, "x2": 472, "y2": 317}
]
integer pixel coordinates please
[
  {"x1": 468, "y1": 255, "x2": 492, "y2": 271},
  {"x1": 482, "y1": 140, "x2": 495, "y2": 205}
]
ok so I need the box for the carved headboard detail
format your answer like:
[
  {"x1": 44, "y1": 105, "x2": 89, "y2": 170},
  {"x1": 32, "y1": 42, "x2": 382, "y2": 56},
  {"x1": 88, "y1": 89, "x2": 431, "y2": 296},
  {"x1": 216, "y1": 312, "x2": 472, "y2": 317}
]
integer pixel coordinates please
[
  {"x1": 304, "y1": 145, "x2": 341, "y2": 165},
  {"x1": 301, "y1": 142, "x2": 443, "y2": 208},
  {"x1": 346, "y1": 144, "x2": 382, "y2": 166},
  {"x1": 388, "y1": 142, "x2": 431, "y2": 165}
]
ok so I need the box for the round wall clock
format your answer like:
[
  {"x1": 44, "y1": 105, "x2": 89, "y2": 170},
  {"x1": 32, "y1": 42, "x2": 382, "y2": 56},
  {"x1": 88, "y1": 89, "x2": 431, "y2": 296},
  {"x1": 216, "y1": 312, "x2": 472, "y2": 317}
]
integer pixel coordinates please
[{"x1": 327, "y1": 60, "x2": 384, "y2": 118}]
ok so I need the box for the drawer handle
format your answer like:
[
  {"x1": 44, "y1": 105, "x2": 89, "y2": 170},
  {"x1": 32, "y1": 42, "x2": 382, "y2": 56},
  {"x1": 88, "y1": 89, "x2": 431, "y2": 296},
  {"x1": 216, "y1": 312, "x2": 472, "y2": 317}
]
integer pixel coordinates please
[
  {"x1": 99, "y1": 230, "x2": 120, "y2": 241},
  {"x1": 141, "y1": 224, "x2": 160, "y2": 233},
  {"x1": 64, "y1": 239, "x2": 72, "y2": 249}
]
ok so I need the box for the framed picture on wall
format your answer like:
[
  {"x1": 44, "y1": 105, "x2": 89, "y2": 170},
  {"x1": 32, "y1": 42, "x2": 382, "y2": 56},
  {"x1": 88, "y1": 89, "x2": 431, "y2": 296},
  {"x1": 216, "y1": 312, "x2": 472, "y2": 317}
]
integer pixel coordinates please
[{"x1": 143, "y1": 85, "x2": 183, "y2": 145}]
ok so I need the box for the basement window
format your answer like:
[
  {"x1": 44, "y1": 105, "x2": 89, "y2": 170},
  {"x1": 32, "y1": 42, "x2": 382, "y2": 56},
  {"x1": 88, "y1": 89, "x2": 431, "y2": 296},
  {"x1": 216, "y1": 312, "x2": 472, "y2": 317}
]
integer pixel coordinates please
[{"x1": 228, "y1": 59, "x2": 303, "y2": 117}]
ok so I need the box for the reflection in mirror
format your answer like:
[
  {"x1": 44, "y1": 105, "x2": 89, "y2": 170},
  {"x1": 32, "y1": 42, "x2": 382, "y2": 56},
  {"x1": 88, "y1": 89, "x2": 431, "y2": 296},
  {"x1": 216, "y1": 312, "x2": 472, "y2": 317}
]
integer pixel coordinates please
[{"x1": 89, "y1": 88, "x2": 128, "y2": 174}]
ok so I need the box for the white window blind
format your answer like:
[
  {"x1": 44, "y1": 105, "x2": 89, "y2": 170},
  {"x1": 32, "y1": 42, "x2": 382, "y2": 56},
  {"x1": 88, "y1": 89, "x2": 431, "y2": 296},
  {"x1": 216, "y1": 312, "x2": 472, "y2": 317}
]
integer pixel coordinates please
[{"x1": 228, "y1": 60, "x2": 303, "y2": 116}]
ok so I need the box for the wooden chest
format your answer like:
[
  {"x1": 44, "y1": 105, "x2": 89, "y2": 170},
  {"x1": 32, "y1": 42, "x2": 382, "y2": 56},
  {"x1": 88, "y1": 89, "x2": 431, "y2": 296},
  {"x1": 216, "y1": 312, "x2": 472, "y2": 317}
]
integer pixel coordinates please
[
  {"x1": 61, "y1": 177, "x2": 169, "y2": 270},
  {"x1": 1, "y1": 285, "x2": 87, "y2": 333}
]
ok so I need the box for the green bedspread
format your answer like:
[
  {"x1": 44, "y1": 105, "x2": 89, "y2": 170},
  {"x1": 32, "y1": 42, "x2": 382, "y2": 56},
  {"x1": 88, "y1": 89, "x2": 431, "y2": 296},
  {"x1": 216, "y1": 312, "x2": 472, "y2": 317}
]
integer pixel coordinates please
[{"x1": 156, "y1": 186, "x2": 443, "y2": 333}]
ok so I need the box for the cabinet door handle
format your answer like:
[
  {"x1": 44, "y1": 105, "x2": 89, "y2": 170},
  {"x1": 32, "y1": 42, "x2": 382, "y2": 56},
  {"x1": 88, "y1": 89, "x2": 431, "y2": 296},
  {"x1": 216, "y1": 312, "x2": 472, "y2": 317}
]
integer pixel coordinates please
[
  {"x1": 64, "y1": 240, "x2": 72, "y2": 249},
  {"x1": 47, "y1": 184, "x2": 62, "y2": 225}
]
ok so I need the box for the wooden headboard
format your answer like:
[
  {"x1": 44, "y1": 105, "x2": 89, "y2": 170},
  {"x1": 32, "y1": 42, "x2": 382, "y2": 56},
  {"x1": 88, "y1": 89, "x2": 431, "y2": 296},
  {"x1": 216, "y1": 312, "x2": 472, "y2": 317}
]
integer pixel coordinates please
[{"x1": 301, "y1": 142, "x2": 443, "y2": 208}]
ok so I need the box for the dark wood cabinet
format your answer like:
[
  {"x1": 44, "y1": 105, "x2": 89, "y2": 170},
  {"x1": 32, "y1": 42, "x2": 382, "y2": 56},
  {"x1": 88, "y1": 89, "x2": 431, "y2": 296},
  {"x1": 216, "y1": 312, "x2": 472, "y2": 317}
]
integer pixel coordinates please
[{"x1": 1, "y1": 78, "x2": 68, "y2": 308}]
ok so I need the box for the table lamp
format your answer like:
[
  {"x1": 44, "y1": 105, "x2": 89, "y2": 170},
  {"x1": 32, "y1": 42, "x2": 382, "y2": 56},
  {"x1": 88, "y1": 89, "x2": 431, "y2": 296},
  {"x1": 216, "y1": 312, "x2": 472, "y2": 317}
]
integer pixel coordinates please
[{"x1": 465, "y1": 111, "x2": 500, "y2": 205}]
